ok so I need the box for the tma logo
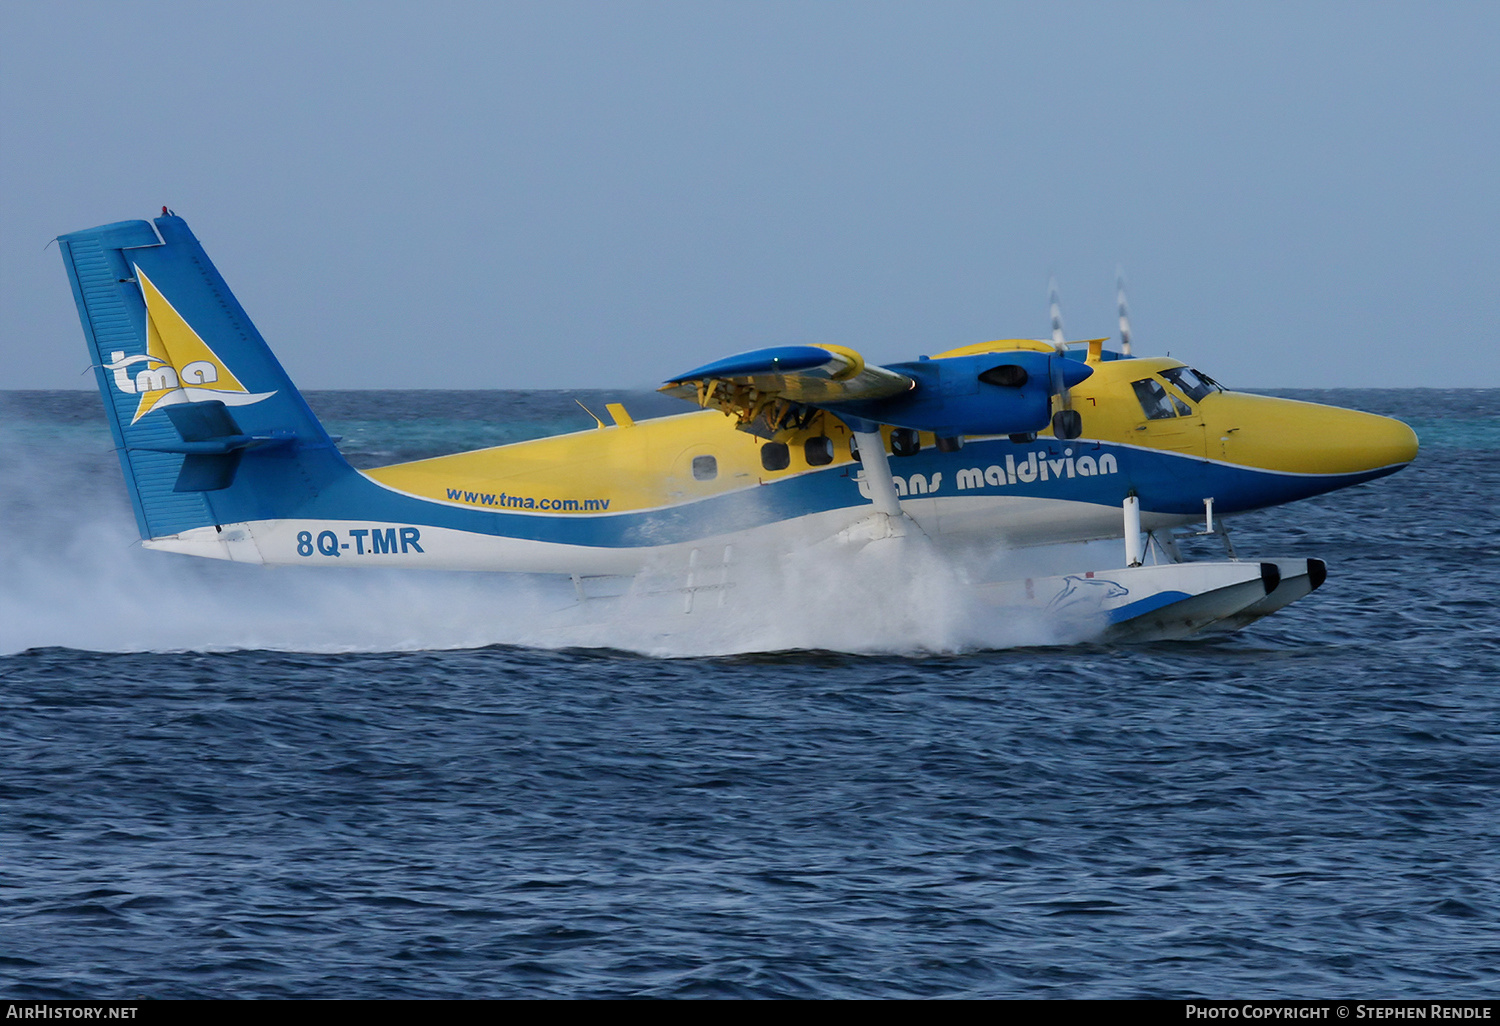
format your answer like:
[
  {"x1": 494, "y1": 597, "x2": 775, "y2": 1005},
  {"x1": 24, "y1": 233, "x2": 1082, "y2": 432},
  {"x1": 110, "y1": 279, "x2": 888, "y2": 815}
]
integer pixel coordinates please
[
  {"x1": 106, "y1": 351, "x2": 221, "y2": 394},
  {"x1": 109, "y1": 267, "x2": 276, "y2": 424}
]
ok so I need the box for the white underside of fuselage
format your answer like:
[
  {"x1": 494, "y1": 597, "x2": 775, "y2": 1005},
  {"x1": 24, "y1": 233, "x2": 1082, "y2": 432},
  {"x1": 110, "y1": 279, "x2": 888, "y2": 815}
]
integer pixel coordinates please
[{"x1": 140, "y1": 493, "x2": 1200, "y2": 578}]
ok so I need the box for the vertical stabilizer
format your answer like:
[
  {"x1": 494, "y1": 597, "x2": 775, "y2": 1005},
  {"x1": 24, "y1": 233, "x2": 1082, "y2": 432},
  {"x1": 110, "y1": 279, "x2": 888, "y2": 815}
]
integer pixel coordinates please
[{"x1": 58, "y1": 211, "x2": 353, "y2": 539}]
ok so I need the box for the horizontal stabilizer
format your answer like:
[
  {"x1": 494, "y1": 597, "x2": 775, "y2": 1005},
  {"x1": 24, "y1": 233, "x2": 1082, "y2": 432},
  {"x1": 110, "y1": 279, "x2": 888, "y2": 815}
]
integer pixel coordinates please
[
  {"x1": 175, "y1": 451, "x2": 243, "y2": 492},
  {"x1": 167, "y1": 398, "x2": 245, "y2": 443},
  {"x1": 159, "y1": 401, "x2": 287, "y2": 492}
]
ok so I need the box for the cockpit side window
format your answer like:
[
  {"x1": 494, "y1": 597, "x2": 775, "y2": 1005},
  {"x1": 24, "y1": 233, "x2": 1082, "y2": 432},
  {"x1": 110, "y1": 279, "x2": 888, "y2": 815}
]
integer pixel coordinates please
[
  {"x1": 1161, "y1": 367, "x2": 1222, "y2": 402},
  {"x1": 1131, "y1": 378, "x2": 1189, "y2": 420}
]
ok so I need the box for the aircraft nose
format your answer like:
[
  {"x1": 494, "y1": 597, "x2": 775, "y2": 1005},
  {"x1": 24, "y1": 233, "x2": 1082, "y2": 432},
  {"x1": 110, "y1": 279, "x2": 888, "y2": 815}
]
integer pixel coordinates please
[
  {"x1": 1348, "y1": 409, "x2": 1419, "y2": 471},
  {"x1": 1214, "y1": 394, "x2": 1418, "y2": 476},
  {"x1": 1300, "y1": 404, "x2": 1419, "y2": 475}
]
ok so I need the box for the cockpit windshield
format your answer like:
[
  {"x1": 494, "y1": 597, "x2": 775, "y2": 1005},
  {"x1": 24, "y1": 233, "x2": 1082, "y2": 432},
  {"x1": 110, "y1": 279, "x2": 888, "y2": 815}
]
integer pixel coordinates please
[
  {"x1": 1131, "y1": 378, "x2": 1192, "y2": 420},
  {"x1": 1161, "y1": 367, "x2": 1223, "y2": 402}
]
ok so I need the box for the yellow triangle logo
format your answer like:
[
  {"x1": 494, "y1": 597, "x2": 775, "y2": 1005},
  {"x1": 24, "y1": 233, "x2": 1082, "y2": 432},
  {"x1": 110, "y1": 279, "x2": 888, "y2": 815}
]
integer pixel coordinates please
[{"x1": 130, "y1": 268, "x2": 252, "y2": 423}]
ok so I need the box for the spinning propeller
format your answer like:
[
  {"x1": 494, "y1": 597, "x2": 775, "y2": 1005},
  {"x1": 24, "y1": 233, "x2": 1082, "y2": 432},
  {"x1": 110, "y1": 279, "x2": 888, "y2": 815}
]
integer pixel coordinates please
[{"x1": 1047, "y1": 277, "x2": 1083, "y2": 440}]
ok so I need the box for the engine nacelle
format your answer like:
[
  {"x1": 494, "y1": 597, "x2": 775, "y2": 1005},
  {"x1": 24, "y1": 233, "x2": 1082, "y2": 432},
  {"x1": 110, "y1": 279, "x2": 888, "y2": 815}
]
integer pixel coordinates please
[{"x1": 831, "y1": 351, "x2": 1092, "y2": 438}]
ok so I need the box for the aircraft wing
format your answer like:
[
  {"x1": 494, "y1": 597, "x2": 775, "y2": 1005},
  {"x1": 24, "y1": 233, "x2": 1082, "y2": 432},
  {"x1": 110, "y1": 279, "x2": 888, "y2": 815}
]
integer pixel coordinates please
[
  {"x1": 660, "y1": 345, "x2": 913, "y2": 419},
  {"x1": 663, "y1": 341, "x2": 1096, "y2": 439}
]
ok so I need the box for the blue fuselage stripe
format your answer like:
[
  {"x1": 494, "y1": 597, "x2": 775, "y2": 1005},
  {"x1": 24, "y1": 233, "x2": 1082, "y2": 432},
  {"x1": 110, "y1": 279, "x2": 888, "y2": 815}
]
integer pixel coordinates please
[{"x1": 263, "y1": 437, "x2": 1399, "y2": 549}]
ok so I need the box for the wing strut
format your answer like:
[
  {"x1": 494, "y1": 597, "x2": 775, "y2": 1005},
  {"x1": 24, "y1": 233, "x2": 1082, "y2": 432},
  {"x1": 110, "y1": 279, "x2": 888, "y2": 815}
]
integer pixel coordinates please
[{"x1": 853, "y1": 428, "x2": 903, "y2": 519}]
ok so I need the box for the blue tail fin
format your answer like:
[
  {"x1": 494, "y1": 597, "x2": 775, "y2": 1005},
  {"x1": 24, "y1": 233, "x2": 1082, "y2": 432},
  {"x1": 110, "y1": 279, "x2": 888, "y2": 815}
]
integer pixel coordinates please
[{"x1": 58, "y1": 210, "x2": 353, "y2": 539}]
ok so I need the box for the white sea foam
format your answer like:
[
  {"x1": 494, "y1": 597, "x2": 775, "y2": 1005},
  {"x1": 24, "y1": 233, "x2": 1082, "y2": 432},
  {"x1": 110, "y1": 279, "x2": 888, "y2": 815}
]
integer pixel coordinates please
[{"x1": 511, "y1": 518, "x2": 1088, "y2": 656}]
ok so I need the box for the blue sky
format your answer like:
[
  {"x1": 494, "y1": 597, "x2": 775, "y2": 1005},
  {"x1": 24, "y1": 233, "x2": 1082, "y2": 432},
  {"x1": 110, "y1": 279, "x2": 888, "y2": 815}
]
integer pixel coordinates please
[{"x1": 4, "y1": 1, "x2": 1496, "y2": 390}]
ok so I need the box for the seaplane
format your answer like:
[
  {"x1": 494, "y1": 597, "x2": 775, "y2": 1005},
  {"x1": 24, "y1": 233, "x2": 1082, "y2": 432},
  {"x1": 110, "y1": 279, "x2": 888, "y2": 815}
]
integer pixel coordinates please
[{"x1": 56, "y1": 210, "x2": 1418, "y2": 647}]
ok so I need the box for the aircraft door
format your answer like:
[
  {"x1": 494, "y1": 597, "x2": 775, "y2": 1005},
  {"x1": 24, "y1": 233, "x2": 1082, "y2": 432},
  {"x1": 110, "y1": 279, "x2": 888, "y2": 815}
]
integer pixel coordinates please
[
  {"x1": 1129, "y1": 377, "x2": 1207, "y2": 459},
  {"x1": 667, "y1": 444, "x2": 725, "y2": 500}
]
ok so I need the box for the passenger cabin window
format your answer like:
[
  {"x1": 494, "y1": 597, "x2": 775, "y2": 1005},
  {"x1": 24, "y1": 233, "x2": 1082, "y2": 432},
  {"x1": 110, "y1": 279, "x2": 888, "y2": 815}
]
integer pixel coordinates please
[
  {"x1": 692, "y1": 455, "x2": 718, "y2": 481},
  {"x1": 760, "y1": 442, "x2": 790, "y2": 472},
  {"x1": 1132, "y1": 378, "x2": 1191, "y2": 420},
  {"x1": 804, "y1": 436, "x2": 834, "y2": 466},
  {"x1": 890, "y1": 428, "x2": 921, "y2": 457},
  {"x1": 1161, "y1": 367, "x2": 1222, "y2": 403}
]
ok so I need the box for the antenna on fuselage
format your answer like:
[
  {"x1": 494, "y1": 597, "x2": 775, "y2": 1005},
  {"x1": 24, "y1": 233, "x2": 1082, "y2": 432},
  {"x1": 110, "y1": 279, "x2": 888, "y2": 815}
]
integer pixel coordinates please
[
  {"x1": 575, "y1": 398, "x2": 605, "y2": 430},
  {"x1": 1116, "y1": 267, "x2": 1133, "y2": 356}
]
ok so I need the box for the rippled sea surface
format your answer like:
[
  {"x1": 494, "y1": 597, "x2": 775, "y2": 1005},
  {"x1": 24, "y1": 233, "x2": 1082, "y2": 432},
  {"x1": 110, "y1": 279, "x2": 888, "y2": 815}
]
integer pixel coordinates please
[{"x1": 2, "y1": 389, "x2": 1497, "y2": 998}]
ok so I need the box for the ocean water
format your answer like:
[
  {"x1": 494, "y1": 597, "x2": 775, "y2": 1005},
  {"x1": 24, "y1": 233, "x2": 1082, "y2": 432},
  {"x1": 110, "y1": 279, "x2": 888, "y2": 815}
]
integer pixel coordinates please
[{"x1": 1, "y1": 388, "x2": 1496, "y2": 998}]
